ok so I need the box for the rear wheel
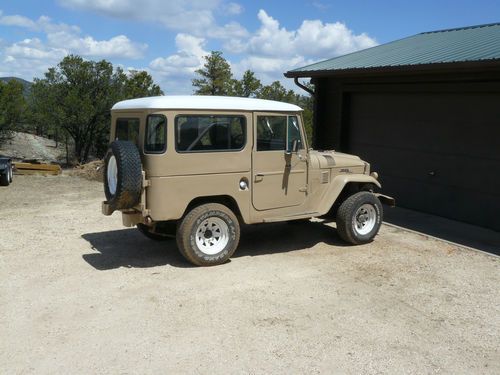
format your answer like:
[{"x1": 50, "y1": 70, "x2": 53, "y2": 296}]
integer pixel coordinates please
[
  {"x1": 176, "y1": 203, "x2": 240, "y2": 266},
  {"x1": 336, "y1": 191, "x2": 383, "y2": 244}
]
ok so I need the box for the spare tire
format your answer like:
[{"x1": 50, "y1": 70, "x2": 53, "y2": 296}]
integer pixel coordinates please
[{"x1": 104, "y1": 140, "x2": 142, "y2": 212}]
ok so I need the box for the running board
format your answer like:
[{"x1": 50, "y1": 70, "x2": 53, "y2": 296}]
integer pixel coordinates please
[{"x1": 262, "y1": 212, "x2": 319, "y2": 223}]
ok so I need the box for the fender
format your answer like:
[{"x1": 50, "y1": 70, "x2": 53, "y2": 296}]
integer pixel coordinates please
[{"x1": 318, "y1": 174, "x2": 382, "y2": 216}]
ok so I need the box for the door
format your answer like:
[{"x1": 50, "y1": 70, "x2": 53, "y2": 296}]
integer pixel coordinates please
[
  {"x1": 252, "y1": 113, "x2": 308, "y2": 210},
  {"x1": 347, "y1": 91, "x2": 500, "y2": 231}
]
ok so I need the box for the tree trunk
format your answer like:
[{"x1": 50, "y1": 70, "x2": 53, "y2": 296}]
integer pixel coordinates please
[
  {"x1": 74, "y1": 138, "x2": 83, "y2": 165},
  {"x1": 65, "y1": 133, "x2": 69, "y2": 166}
]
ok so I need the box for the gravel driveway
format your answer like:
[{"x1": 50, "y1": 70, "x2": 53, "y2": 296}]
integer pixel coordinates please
[{"x1": 1, "y1": 175, "x2": 499, "y2": 374}]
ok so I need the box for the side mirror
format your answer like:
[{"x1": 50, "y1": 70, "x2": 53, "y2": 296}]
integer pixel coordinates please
[{"x1": 286, "y1": 139, "x2": 299, "y2": 155}]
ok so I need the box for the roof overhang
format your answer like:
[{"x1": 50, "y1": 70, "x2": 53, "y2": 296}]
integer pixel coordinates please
[{"x1": 284, "y1": 59, "x2": 500, "y2": 79}]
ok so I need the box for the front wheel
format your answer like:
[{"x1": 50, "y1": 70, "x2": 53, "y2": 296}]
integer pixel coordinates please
[
  {"x1": 176, "y1": 203, "x2": 240, "y2": 266},
  {"x1": 336, "y1": 192, "x2": 383, "y2": 245}
]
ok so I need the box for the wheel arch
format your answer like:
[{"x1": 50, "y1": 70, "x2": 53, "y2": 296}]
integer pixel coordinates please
[
  {"x1": 322, "y1": 174, "x2": 381, "y2": 218},
  {"x1": 184, "y1": 195, "x2": 245, "y2": 224}
]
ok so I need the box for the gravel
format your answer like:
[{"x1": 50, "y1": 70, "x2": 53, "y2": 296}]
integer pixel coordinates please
[{"x1": 1, "y1": 175, "x2": 499, "y2": 374}]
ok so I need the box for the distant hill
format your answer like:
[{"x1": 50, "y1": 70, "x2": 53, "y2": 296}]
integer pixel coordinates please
[{"x1": 0, "y1": 77, "x2": 32, "y2": 97}]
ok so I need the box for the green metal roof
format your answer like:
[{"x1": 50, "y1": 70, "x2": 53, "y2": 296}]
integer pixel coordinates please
[{"x1": 285, "y1": 23, "x2": 500, "y2": 77}]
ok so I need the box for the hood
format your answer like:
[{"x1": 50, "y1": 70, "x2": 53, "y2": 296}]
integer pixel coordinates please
[{"x1": 309, "y1": 150, "x2": 364, "y2": 169}]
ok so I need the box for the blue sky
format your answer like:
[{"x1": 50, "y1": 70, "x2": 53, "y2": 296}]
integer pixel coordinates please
[{"x1": 0, "y1": 0, "x2": 498, "y2": 94}]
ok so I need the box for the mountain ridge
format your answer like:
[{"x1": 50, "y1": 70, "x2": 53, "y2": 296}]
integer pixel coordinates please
[{"x1": 0, "y1": 76, "x2": 32, "y2": 97}]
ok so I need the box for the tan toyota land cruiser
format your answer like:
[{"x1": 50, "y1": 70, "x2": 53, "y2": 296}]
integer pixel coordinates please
[{"x1": 102, "y1": 96, "x2": 394, "y2": 266}]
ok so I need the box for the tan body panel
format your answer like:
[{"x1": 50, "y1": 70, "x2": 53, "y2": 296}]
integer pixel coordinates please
[{"x1": 147, "y1": 173, "x2": 251, "y2": 221}]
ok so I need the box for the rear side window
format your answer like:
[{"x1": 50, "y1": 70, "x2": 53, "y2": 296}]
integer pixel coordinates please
[
  {"x1": 115, "y1": 118, "x2": 139, "y2": 146},
  {"x1": 144, "y1": 115, "x2": 167, "y2": 153},
  {"x1": 175, "y1": 115, "x2": 246, "y2": 152}
]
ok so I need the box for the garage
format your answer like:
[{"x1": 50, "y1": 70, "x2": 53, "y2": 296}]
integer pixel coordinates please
[{"x1": 285, "y1": 23, "x2": 500, "y2": 231}]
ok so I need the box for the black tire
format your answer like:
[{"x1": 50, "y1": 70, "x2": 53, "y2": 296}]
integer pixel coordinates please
[
  {"x1": 8, "y1": 163, "x2": 13, "y2": 183},
  {"x1": 137, "y1": 223, "x2": 174, "y2": 241},
  {"x1": 103, "y1": 141, "x2": 142, "y2": 212},
  {"x1": 0, "y1": 172, "x2": 8, "y2": 186},
  {"x1": 176, "y1": 203, "x2": 240, "y2": 266},
  {"x1": 336, "y1": 191, "x2": 383, "y2": 245}
]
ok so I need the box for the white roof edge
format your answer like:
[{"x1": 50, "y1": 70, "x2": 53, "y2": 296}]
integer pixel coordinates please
[{"x1": 111, "y1": 95, "x2": 303, "y2": 112}]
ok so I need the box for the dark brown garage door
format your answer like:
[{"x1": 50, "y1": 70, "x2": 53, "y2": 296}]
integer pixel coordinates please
[{"x1": 347, "y1": 91, "x2": 500, "y2": 231}]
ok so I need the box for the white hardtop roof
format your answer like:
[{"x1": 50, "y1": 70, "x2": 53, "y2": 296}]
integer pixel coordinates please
[{"x1": 112, "y1": 95, "x2": 302, "y2": 112}]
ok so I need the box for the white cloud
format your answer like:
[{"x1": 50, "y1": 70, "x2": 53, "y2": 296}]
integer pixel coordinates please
[
  {"x1": 246, "y1": 10, "x2": 377, "y2": 59},
  {"x1": 0, "y1": 10, "x2": 148, "y2": 81},
  {"x1": 207, "y1": 21, "x2": 248, "y2": 40},
  {"x1": 149, "y1": 33, "x2": 209, "y2": 94},
  {"x1": 150, "y1": 33, "x2": 207, "y2": 77},
  {"x1": 311, "y1": 1, "x2": 330, "y2": 11},
  {"x1": 47, "y1": 31, "x2": 146, "y2": 59},
  {"x1": 0, "y1": 12, "x2": 38, "y2": 29},
  {"x1": 0, "y1": 11, "x2": 146, "y2": 60},
  {"x1": 224, "y1": 2, "x2": 243, "y2": 15},
  {"x1": 58, "y1": 0, "x2": 247, "y2": 40},
  {"x1": 5, "y1": 38, "x2": 66, "y2": 60},
  {"x1": 0, "y1": 43, "x2": 62, "y2": 81},
  {"x1": 294, "y1": 19, "x2": 376, "y2": 57},
  {"x1": 228, "y1": 10, "x2": 377, "y2": 86}
]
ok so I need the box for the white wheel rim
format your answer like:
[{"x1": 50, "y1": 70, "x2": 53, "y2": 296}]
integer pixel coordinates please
[
  {"x1": 352, "y1": 204, "x2": 377, "y2": 235},
  {"x1": 107, "y1": 155, "x2": 118, "y2": 195},
  {"x1": 195, "y1": 217, "x2": 230, "y2": 255}
]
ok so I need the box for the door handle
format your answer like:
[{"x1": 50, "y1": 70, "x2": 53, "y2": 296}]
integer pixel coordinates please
[{"x1": 254, "y1": 173, "x2": 264, "y2": 182}]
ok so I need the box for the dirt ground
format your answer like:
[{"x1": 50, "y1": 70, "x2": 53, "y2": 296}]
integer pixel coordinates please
[{"x1": 1, "y1": 175, "x2": 499, "y2": 374}]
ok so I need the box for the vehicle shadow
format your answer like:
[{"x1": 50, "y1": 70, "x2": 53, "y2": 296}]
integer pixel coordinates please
[
  {"x1": 81, "y1": 229, "x2": 189, "y2": 270},
  {"x1": 81, "y1": 220, "x2": 346, "y2": 270},
  {"x1": 235, "y1": 220, "x2": 347, "y2": 258}
]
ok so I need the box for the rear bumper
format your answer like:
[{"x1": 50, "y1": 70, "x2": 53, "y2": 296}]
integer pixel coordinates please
[
  {"x1": 102, "y1": 171, "x2": 150, "y2": 217},
  {"x1": 101, "y1": 201, "x2": 113, "y2": 216},
  {"x1": 101, "y1": 201, "x2": 149, "y2": 227}
]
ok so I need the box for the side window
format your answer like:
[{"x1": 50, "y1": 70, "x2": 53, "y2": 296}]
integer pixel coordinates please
[
  {"x1": 115, "y1": 118, "x2": 139, "y2": 146},
  {"x1": 144, "y1": 115, "x2": 167, "y2": 153},
  {"x1": 287, "y1": 116, "x2": 304, "y2": 150},
  {"x1": 256, "y1": 116, "x2": 286, "y2": 151},
  {"x1": 175, "y1": 115, "x2": 246, "y2": 152}
]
